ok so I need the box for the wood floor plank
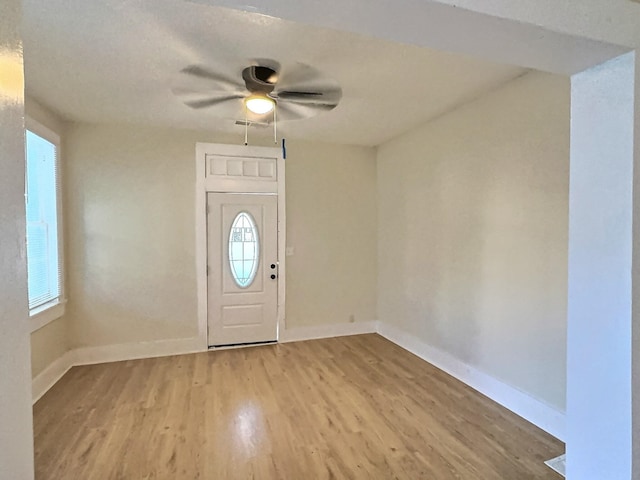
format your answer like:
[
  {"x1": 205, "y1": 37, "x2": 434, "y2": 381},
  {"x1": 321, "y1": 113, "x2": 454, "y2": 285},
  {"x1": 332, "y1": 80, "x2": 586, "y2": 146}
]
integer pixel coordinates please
[{"x1": 33, "y1": 334, "x2": 563, "y2": 479}]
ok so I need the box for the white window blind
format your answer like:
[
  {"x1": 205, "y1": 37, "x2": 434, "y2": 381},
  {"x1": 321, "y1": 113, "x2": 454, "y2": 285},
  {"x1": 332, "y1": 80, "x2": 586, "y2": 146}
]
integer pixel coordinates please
[{"x1": 25, "y1": 129, "x2": 61, "y2": 311}]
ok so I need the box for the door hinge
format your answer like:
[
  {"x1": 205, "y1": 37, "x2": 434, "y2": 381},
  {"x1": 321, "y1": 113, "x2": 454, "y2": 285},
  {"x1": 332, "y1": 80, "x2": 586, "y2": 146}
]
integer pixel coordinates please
[{"x1": 206, "y1": 265, "x2": 209, "y2": 276}]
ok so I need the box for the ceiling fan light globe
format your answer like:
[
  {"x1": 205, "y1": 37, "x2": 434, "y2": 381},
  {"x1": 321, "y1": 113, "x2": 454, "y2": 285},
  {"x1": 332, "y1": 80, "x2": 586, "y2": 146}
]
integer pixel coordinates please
[{"x1": 245, "y1": 95, "x2": 275, "y2": 115}]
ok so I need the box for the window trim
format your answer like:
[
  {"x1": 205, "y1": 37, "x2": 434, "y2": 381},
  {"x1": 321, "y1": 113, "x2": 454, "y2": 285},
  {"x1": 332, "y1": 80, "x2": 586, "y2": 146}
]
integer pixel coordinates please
[{"x1": 25, "y1": 116, "x2": 66, "y2": 332}]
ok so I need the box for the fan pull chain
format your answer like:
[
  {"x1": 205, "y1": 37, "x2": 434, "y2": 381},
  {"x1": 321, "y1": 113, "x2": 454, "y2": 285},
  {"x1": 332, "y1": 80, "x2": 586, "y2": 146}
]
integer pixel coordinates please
[
  {"x1": 244, "y1": 108, "x2": 249, "y2": 146},
  {"x1": 273, "y1": 105, "x2": 278, "y2": 144}
]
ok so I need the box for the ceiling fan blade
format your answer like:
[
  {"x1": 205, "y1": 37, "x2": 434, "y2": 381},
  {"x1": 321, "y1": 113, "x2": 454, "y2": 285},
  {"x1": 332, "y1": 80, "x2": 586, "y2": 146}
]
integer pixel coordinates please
[
  {"x1": 180, "y1": 65, "x2": 244, "y2": 90},
  {"x1": 279, "y1": 97, "x2": 339, "y2": 109},
  {"x1": 275, "y1": 88, "x2": 342, "y2": 104},
  {"x1": 185, "y1": 94, "x2": 243, "y2": 109},
  {"x1": 275, "y1": 100, "x2": 337, "y2": 121},
  {"x1": 277, "y1": 91, "x2": 323, "y2": 98},
  {"x1": 172, "y1": 86, "x2": 244, "y2": 97},
  {"x1": 274, "y1": 63, "x2": 328, "y2": 90}
]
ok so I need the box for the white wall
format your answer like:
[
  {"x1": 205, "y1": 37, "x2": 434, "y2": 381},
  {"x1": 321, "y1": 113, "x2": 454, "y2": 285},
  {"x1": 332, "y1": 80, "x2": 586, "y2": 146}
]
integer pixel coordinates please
[
  {"x1": 63, "y1": 123, "x2": 377, "y2": 349},
  {"x1": 566, "y1": 53, "x2": 635, "y2": 480},
  {"x1": 377, "y1": 71, "x2": 570, "y2": 412},
  {"x1": 0, "y1": 0, "x2": 35, "y2": 477}
]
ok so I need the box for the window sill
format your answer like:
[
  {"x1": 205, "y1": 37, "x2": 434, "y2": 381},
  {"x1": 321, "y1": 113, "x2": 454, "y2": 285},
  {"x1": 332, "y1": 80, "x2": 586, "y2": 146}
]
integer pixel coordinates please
[{"x1": 30, "y1": 299, "x2": 66, "y2": 333}]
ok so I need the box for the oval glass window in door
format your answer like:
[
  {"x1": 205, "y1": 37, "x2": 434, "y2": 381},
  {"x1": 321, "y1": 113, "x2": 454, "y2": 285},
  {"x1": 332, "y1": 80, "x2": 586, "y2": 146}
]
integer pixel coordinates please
[{"x1": 228, "y1": 212, "x2": 260, "y2": 288}]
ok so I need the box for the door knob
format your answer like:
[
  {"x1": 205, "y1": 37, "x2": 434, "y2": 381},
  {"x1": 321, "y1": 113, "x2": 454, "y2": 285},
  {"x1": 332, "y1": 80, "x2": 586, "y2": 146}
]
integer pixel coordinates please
[
  {"x1": 270, "y1": 263, "x2": 276, "y2": 269},
  {"x1": 270, "y1": 274, "x2": 277, "y2": 279}
]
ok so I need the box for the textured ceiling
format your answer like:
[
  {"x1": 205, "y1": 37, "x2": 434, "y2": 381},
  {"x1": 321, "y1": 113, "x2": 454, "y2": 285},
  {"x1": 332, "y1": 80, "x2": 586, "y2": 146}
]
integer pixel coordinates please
[{"x1": 22, "y1": 0, "x2": 526, "y2": 147}]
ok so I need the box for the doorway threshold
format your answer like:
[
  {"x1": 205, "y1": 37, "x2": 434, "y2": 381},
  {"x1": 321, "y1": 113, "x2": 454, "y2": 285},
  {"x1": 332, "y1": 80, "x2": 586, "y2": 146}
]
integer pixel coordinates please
[{"x1": 208, "y1": 340, "x2": 277, "y2": 351}]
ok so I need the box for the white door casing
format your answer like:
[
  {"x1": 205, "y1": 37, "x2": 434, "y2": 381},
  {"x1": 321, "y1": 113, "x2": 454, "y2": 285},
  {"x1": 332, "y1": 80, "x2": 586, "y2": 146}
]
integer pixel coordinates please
[
  {"x1": 195, "y1": 143, "x2": 285, "y2": 348},
  {"x1": 207, "y1": 193, "x2": 278, "y2": 346}
]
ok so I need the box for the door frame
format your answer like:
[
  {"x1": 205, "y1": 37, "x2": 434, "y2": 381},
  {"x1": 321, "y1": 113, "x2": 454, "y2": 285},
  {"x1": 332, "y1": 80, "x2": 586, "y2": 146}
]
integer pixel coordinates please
[{"x1": 195, "y1": 143, "x2": 286, "y2": 349}]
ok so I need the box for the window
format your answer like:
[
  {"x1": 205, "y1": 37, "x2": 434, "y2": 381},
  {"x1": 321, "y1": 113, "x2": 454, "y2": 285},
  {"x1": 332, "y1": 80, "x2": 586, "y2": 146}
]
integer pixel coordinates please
[
  {"x1": 25, "y1": 121, "x2": 64, "y2": 327},
  {"x1": 228, "y1": 212, "x2": 260, "y2": 288}
]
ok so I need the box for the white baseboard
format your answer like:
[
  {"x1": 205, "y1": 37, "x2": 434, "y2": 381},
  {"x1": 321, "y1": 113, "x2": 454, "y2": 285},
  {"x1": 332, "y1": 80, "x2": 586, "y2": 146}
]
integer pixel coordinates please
[
  {"x1": 377, "y1": 321, "x2": 566, "y2": 441},
  {"x1": 280, "y1": 320, "x2": 377, "y2": 343},
  {"x1": 34, "y1": 325, "x2": 379, "y2": 402},
  {"x1": 72, "y1": 336, "x2": 204, "y2": 366},
  {"x1": 32, "y1": 337, "x2": 204, "y2": 403},
  {"x1": 32, "y1": 350, "x2": 75, "y2": 404}
]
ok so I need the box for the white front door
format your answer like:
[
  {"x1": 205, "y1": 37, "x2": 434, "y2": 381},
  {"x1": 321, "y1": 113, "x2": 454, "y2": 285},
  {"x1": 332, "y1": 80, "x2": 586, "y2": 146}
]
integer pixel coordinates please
[{"x1": 207, "y1": 193, "x2": 278, "y2": 346}]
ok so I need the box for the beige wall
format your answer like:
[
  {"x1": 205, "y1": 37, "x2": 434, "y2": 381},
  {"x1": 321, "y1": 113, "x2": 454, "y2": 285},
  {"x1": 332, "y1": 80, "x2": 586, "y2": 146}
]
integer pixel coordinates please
[
  {"x1": 284, "y1": 141, "x2": 377, "y2": 327},
  {"x1": 26, "y1": 97, "x2": 71, "y2": 378},
  {"x1": 377, "y1": 71, "x2": 570, "y2": 411},
  {"x1": 30, "y1": 318, "x2": 68, "y2": 377},
  {"x1": 64, "y1": 124, "x2": 377, "y2": 348},
  {"x1": 65, "y1": 124, "x2": 200, "y2": 347}
]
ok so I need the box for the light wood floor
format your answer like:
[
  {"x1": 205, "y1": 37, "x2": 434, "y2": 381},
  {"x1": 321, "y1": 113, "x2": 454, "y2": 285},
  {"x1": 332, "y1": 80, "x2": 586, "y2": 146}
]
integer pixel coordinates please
[{"x1": 34, "y1": 334, "x2": 563, "y2": 479}]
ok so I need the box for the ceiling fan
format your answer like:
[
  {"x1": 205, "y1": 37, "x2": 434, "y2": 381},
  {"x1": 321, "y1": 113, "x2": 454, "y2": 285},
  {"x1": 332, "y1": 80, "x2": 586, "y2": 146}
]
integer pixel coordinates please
[{"x1": 172, "y1": 60, "x2": 342, "y2": 123}]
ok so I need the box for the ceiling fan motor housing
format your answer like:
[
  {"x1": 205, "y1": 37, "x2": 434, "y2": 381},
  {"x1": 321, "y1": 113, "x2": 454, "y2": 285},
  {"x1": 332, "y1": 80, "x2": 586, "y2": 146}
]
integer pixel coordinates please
[{"x1": 242, "y1": 66, "x2": 277, "y2": 94}]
